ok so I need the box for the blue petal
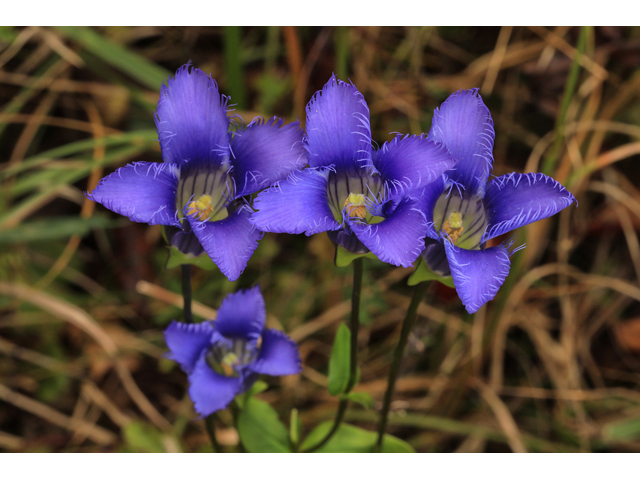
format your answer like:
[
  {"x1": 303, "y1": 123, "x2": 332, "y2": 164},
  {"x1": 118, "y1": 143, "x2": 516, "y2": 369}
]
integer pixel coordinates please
[
  {"x1": 415, "y1": 176, "x2": 447, "y2": 240},
  {"x1": 304, "y1": 75, "x2": 373, "y2": 173},
  {"x1": 188, "y1": 204, "x2": 263, "y2": 281},
  {"x1": 251, "y1": 168, "x2": 341, "y2": 235},
  {"x1": 155, "y1": 65, "x2": 231, "y2": 166},
  {"x1": 188, "y1": 354, "x2": 242, "y2": 417},
  {"x1": 164, "y1": 320, "x2": 215, "y2": 373},
  {"x1": 327, "y1": 228, "x2": 369, "y2": 254},
  {"x1": 214, "y1": 286, "x2": 266, "y2": 343},
  {"x1": 230, "y1": 117, "x2": 307, "y2": 197},
  {"x1": 248, "y1": 329, "x2": 301, "y2": 376},
  {"x1": 421, "y1": 237, "x2": 450, "y2": 276},
  {"x1": 429, "y1": 89, "x2": 495, "y2": 197},
  {"x1": 164, "y1": 226, "x2": 205, "y2": 257},
  {"x1": 373, "y1": 135, "x2": 455, "y2": 196},
  {"x1": 87, "y1": 161, "x2": 180, "y2": 226},
  {"x1": 349, "y1": 197, "x2": 427, "y2": 267},
  {"x1": 482, "y1": 172, "x2": 577, "y2": 243},
  {"x1": 444, "y1": 241, "x2": 511, "y2": 314}
]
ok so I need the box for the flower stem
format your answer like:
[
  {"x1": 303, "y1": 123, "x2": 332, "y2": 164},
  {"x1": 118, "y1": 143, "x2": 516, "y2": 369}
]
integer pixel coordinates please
[
  {"x1": 204, "y1": 414, "x2": 221, "y2": 452},
  {"x1": 181, "y1": 264, "x2": 193, "y2": 324},
  {"x1": 375, "y1": 280, "x2": 429, "y2": 450},
  {"x1": 305, "y1": 257, "x2": 364, "y2": 452}
]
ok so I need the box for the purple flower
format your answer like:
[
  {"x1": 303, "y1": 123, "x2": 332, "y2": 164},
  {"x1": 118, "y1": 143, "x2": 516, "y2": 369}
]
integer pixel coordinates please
[
  {"x1": 418, "y1": 89, "x2": 577, "y2": 313},
  {"x1": 164, "y1": 286, "x2": 301, "y2": 416},
  {"x1": 251, "y1": 75, "x2": 456, "y2": 267},
  {"x1": 87, "y1": 65, "x2": 306, "y2": 281}
]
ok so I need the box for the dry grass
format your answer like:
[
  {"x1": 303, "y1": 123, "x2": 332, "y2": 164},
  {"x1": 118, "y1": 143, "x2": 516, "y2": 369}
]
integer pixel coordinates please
[{"x1": 1, "y1": 26, "x2": 640, "y2": 452}]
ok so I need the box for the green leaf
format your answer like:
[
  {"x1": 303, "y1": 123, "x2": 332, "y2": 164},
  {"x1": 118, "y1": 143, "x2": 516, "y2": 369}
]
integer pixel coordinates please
[
  {"x1": 237, "y1": 397, "x2": 291, "y2": 453},
  {"x1": 328, "y1": 323, "x2": 351, "y2": 396},
  {"x1": 289, "y1": 408, "x2": 301, "y2": 446},
  {"x1": 123, "y1": 422, "x2": 165, "y2": 453},
  {"x1": 300, "y1": 422, "x2": 414, "y2": 453},
  {"x1": 408, "y1": 257, "x2": 454, "y2": 288},
  {"x1": 53, "y1": 27, "x2": 170, "y2": 91},
  {"x1": 235, "y1": 380, "x2": 269, "y2": 408},
  {"x1": 165, "y1": 245, "x2": 216, "y2": 271},
  {"x1": 342, "y1": 391, "x2": 374, "y2": 410},
  {"x1": 335, "y1": 245, "x2": 377, "y2": 268},
  {"x1": 0, "y1": 216, "x2": 122, "y2": 244},
  {"x1": 603, "y1": 416, "x2": 640, "y2": 443}
]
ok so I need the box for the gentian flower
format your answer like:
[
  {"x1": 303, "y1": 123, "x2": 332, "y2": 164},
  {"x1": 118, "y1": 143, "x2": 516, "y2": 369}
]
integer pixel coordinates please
[
  {"x1": 251, "y1": 75, "x2": 456, "y2": 267},
  {"x1": 87, "y1": 65, "x2": 306, "y2": 281},
  {"x1": 164, "y1": 286, "x2": 301, "y2": 416},
  {"x1": 417, "y1": 89, "x2": 577, "y2": 313}
]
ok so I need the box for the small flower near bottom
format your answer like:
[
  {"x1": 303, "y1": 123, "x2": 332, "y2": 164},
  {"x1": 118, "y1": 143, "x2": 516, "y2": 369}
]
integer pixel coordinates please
[{"x1": 164, "y1": 286, "x2": 301, "y2": 416}]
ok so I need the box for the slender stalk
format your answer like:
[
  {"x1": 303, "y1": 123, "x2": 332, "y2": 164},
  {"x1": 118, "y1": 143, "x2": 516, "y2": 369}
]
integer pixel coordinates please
[
  {"x1": 181, "y1": 264, "x2": 193, "y2": 324},
  {"x1": 204, "y1": 415, "x2": 221, "y2": 453},
  {"x1": 304, "y1": 257, "x2": 364, "y2": 452},
  {"x1": 375, "y1": 280, "x2": 429, "y2": 450}
]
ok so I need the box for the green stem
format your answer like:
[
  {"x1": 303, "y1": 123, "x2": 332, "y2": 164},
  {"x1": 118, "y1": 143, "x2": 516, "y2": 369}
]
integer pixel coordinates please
[
  {"x1": 224, "y1": 26, "x2": 246, "y2": 110},
  {"x1": 375, "y1": 280, "x2": 429, "y2": 450},
  {"x1": 204, "y1": 414, "x2": 221, "y2": 453},
  {"x1": 181, "y1": 264, "x2": 193, "y2": 324},
  {"x1": 304, "y1": 257, "x2": 364, "y2": 452},
  {"x1": 542, "y1": 26, "x2": 590, "y2": 175}
]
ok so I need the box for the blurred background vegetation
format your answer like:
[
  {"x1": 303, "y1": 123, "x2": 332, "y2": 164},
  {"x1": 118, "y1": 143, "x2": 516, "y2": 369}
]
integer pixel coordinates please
[{"x1": 1, "y1": 26, "x2": 640, "y2": 452}]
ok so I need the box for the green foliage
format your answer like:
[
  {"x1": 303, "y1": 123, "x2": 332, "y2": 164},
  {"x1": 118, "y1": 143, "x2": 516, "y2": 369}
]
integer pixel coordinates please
[
  {"x1": 407, "y1": 257, "x2": 454, "y2": 288},
  {"x1": 334, "y1": 245, "x2": 377, "y2": 268},
  {"x1": 165, "y1": 245, "x2": 216, "y2": 271},
  {"x1": 0, "y1": 216, "x2": 122, "y2": 244},
  {"x1": 300, "y1": 422, "x2": 414, "y2": 453},
  {"x1": 237, "y1": 397, "x2": 291, "y2": 453},
  {"x1": 341, "y1": 391, "x2": 375, "y2": 410},
  {"x1": 54, "y1": 27, "x2": 170, "y2": 90},
  {"x1": 122, "y1": 422, "x2": 166, "y2": 453},
  {"x1": 327, "y1": 323, "x2": 351, "y2": 396},
  {"x1": 603, "y1": 416, "x2": 640, "y2": 443}
]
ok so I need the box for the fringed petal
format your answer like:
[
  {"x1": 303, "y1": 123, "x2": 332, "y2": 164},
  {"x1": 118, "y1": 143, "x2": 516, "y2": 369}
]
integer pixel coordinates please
[
  {"x1": 349, "y1": 197, "x2": 427, "y2": 267},
  {"x1": 415, "y1": 176, "x2": 447, "y2": 240},
  {"x1": 214, "y1": 286, "x2": 266, "y2": 343},
  {"x1": 444, "y1": 241, "x2": 511, "y2": 314},
  {"x1": 251, "y1": 168, "x2": 341, "y2": 235},
  {"x1": 155, "y1": 65, "x2": 231, "y2": 167},
  {"x1": 374, "y1": 135, "x2": 455, "y2": 196},
  {"x1": 304, "y1": 75, "x2": 373, "y2": 173},
  {"x1": 188, "y1": 204, "x2": 262, "y2": 282},
  {"x1": 482, "y1": 172, "x2": 577, "y2": 243},
  {"x1": 248, "y1": 329, "x2": 301, "y2": 376},
  {"x1": 164, "y1": 320, "x2": 215, "y2": 373},
  {"x1": 87, "y1": 161, "x2": 180, "y2": 226},
  {"x1": 429, "y1": 89, "x2": 495, "y2": 197},
  {"x1": 188, "y1": 354, "x2": 242, "y2": 417},
  {"x1": 230, "y1": 117, "x2": 307, "y2": 197}
]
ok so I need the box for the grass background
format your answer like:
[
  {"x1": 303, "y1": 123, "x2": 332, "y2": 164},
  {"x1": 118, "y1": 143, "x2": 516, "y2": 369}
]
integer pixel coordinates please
[{"x1": 1, "y1": 26, "x2": 640, "y2": 452}]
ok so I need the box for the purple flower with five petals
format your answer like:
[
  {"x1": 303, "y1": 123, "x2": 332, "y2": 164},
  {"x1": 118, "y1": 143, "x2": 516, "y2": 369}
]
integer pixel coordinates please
[
  {"x1": 87, "y1": 65, "x2": 306, "y2": 281},
  {"x1": 251, "y1": 75, "x2": 456, "y2": 267},
  {"x1": 164, "y1": 286, "x2": 301, "y2": 416},
  {"x1": 418, "y1": 89, "x2": 577, "y2": 313}
]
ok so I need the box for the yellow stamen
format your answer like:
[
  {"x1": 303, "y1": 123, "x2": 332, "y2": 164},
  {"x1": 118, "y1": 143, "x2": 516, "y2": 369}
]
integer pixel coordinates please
[
  {"x1": 186, "y1": 194, "x2": 214, "y2": 221},
  {"x1": 343, "y1": 193, "x2": 367, "y2": 219},
  {"x1": 442, "y1": 211, "x2": 464, "y2": 244}
]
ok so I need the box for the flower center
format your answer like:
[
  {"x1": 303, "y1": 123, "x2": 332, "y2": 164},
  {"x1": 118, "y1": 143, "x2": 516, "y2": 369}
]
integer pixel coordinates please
[
  {"x1": 177, "y1": 164, "x2": 234, "y2": 223},
  {"x1": 327, "y1": 171, "x2": 383, "y2": 223},
  {"x1": 433, "y1": 187, "x2": 487, "y2": 249},
  {"x1": 442, "y1": 211, "x2": 464, "y2": 244},
  {"x1": 343, "y1": 193, "x2": 367, "y2": 219},
  {"x1": 207, "y1": 337, "x2": 260, "y2": 378},
  {"x1": 186, "y1": 194, "x2": 215, "y2": 221}
]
